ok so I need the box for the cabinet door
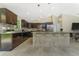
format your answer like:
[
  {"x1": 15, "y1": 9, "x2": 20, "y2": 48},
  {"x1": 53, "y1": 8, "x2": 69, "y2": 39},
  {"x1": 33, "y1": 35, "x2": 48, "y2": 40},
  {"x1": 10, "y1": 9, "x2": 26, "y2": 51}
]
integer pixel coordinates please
[
  {"x1": 21, "y1": 20, "x2": 29, "y2": 28},
  {"x1": 12, "y1": 33, "x2": 21, "y2": 48},
  {"x1": 12, "y1": 33, "x2": 26, "y2": 49},
  {"x1": 5, "y1": 8, "x2": 17, "y2": 25},
  {"x1": 0, "y1": 8, "x2": 6, "y2": 23}
]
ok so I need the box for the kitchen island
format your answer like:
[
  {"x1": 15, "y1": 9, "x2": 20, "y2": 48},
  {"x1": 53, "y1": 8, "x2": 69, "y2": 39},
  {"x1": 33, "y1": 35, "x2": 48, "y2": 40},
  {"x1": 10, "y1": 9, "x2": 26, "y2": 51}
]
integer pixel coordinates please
[
  {"x1": 33, "y1": 31, "x2": 70, "y2": 48},
  {"x1": 0, "y1": 31, "x2": 32, "y2": 51}
]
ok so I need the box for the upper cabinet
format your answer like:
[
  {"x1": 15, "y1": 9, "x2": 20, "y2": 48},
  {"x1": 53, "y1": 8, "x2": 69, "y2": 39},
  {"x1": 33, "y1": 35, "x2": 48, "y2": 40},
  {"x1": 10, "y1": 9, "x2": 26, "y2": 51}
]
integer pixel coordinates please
[
  {"x1": 21, "y1": 19, "x2": 29, "y2": 28},
  {"x1": 21, "y1": 19, "x2": 41, "y2": 28},
  {"x1": 0, "y1": 8, "x2": 17, "y2": 25}
]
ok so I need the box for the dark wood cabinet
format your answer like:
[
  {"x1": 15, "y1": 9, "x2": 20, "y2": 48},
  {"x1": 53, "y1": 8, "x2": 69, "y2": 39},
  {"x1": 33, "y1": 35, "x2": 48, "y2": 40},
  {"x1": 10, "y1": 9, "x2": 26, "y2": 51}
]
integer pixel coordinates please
[
  {"x1": 30, "y1": 23, "x2": 40, "y2": 28},
  {"x1": 21, "y1": 19, "x2": 29, "y2": 28},
  {"x1": 12, "y1": 32, "x2": 32, "y2": 49},
  {"x1": 12, "y1": 33, "x2": 23, "y2": 48},
  {"x1": 21, "y1": 20, "x2": 40, "y2": 28},
  {"x1": 0, "y1": 8, "x2": 17, "y2": 25}
]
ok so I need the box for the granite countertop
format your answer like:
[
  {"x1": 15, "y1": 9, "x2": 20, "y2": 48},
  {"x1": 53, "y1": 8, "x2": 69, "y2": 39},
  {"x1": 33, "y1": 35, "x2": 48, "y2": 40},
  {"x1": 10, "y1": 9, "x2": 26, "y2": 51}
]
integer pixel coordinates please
[
  {"x1": 0, "y1": 31, "x2": 22, "y2": 34},
  {"x1": 32, "y1": 31, "x2": 79, "y2": 33},
  {"x1": 0, "y1": 28, "x2": 32, "y2": 34},
  {"x1": 32, "y1": 31, "x2": 70, "y2": 34},
  {"x1": 1, "y1": 29, "x2": 79, "y2": 34}
]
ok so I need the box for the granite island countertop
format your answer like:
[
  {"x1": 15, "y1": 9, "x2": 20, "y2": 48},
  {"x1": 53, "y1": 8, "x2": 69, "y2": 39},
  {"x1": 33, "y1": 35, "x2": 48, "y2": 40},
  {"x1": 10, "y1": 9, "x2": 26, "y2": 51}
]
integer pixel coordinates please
[
  {"x1": 32, "y1": 31, "x2": 79, "y2": 33},
  {"x1": 0, "y1": 30, "x2": 31, "y2": 34},
  {"x1": 1, "y1": 30, "x2": 79, "y2": 34},
  {"x1": 0, "y1": 31, "x2": 22, "y2": 34}
]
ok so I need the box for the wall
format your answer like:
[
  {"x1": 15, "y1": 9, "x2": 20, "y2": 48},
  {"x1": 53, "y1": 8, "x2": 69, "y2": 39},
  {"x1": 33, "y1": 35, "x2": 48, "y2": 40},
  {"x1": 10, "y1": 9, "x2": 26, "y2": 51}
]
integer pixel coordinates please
[
  {"x1": 62, "y1": 15, "x2": 79, "y2": 32},
  {"x1": 0, "y1": 4, "x2": 5, "y2": 8},
  {"x1": 17, "y1": 16, "x2": 22, "y2": 29}
]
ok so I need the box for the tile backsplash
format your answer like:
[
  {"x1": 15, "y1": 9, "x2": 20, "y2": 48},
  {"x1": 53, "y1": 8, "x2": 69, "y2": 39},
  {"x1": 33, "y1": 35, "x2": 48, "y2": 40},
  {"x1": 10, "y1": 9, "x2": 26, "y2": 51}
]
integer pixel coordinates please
[{"x1": 0, "y1": 23, "x2": 16, "y2": 32}]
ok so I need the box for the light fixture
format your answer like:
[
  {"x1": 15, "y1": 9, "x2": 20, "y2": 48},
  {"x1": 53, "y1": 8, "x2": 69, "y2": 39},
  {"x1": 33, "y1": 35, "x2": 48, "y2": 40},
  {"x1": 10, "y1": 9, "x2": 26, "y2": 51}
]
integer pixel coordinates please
[
  {"x1": 48, "y1": 3, "x2": 51, "y2": 4},
  {"x1": 37, "y1": 4, "x2": 40, "y2": 7}
]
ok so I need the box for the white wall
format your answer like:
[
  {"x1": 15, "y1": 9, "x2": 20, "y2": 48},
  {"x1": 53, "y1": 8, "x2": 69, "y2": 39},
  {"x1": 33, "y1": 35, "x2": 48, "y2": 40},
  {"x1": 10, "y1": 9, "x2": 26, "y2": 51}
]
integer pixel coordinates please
[
  {"x1": 17, "y1": 16, "x2": 22, "y2": 29},
  {"x1": 0, "y1": 4, "x2": 5, "y2": 8},
  {"x1": 62, "y1": 15, "x2": 79, "y2": 32}
]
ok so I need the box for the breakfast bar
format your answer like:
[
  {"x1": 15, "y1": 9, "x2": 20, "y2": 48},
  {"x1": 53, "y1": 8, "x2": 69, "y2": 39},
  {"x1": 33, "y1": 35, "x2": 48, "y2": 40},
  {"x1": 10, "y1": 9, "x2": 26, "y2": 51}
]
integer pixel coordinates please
[{"x1": 33, "y1": 31, "x2": 70, "y2": 48}]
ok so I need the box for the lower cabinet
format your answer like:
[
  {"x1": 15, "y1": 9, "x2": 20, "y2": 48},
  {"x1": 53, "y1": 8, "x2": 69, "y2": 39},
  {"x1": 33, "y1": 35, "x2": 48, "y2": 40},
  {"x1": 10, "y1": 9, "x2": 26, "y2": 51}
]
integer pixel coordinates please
[
  {"x1": 12, "y1": 32, "x2": 32, "y2": 49},
  {"x1": 0, "y1": 32, "x2": 32, "y2": 51},
  {"x1": 12, "y1": 33, "x2": 25, "y2": 49}
]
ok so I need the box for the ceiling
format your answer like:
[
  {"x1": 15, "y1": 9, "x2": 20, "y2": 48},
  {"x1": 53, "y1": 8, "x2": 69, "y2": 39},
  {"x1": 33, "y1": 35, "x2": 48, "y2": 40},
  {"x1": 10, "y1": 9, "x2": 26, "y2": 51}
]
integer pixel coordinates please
[{"x1": 0, "y1": 3, "x2": 79, "y2": 22}]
